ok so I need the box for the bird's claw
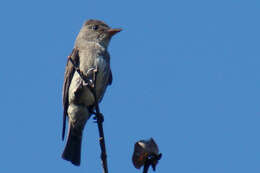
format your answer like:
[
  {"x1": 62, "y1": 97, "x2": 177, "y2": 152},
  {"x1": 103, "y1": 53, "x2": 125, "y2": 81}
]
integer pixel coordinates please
[{"x1": 81, "y1": 67, "x2": 98, "y2": 88}]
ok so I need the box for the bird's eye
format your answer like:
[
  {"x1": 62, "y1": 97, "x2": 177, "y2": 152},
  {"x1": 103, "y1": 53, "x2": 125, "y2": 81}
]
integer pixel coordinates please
[{"x1": 92, "y1": 25, "x2": 99, "y2": 30}]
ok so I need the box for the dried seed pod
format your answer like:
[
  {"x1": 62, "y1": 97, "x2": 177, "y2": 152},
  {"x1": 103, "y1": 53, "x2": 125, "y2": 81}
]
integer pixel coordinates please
[{"x1": 132, "y1": 138, "x2": 161, "y2": 170}]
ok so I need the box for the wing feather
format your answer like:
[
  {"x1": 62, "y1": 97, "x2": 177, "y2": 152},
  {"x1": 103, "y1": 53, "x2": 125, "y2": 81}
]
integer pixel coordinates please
[{"x1": 62, "y1": 48, "x2": 79, "y2": 140}]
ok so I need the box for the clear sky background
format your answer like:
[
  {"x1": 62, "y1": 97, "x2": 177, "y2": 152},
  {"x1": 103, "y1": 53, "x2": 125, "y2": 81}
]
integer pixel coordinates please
[{"x1": 0, "y1": 0, "x2": 260, "y2": 172}]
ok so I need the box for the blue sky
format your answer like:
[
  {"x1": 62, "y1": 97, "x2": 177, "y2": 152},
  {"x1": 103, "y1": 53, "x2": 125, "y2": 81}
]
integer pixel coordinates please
[{"x1": 0, "y1": 0, "x2": 260, "y2": 172}]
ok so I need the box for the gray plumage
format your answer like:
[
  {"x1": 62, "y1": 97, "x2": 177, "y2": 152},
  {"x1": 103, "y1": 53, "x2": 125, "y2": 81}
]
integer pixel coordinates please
[{"x1": 62, "y1": 19, "x2": 121, "y2": 166}]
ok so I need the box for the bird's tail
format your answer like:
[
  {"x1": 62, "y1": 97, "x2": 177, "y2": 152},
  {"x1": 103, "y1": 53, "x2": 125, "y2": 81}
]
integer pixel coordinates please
[{"x1": 62, "y1": 123, "x2": 83, "y2": 166}]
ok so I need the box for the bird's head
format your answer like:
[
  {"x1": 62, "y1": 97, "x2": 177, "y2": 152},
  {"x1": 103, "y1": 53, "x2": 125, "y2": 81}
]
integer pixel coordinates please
[{"x1": 77, "y1": 19, "x2": 122, "y2": 48}]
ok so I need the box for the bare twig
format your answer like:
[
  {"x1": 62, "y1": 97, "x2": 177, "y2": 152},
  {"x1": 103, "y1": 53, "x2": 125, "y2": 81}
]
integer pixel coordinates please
[
  {"x1": 143, "y1": 160, "x2": 150, "y2": 173},
  {"x1": 90, "y1": 86, "x2": 109, "y2": 173},
  {"x1": 68, "y1": 56, "x2": 109, "y2": 173},
  {"x1": 143, "y1": 154, "x2": 162, "y2": 173}
]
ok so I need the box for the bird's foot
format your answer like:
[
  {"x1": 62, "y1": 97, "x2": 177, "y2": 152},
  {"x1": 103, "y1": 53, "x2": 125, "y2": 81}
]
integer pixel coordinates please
[{"x1": 81, "y1": 67, "x2": 98, "y2": 88}]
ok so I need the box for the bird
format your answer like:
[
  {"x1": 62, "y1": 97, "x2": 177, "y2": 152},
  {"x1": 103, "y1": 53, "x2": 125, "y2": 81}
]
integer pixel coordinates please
[{"x1": 62, "y1": 19, "x2": 121, "y2": 166}]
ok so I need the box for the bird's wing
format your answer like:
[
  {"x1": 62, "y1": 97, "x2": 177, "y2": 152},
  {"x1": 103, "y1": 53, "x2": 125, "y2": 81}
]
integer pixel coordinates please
[{"x1": 62, "y1": 48, "x2": 79, "y2": 140}]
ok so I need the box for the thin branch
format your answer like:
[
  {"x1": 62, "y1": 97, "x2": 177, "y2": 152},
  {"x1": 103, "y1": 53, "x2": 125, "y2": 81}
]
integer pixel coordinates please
[
  {"x1": 90, "y1": 86, "x2": 109, "y2": 173},
  {"x1": 143, "y1": 160, "x2": 150, "y2": 173},
  {"x1": 142, "y1": 154, "x2": 162, "y2": 173}
]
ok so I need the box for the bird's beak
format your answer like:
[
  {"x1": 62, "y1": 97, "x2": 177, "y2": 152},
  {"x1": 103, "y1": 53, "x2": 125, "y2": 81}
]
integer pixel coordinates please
[{"x1": 107, "y1": 28, "x2": 122, "y2": 36}]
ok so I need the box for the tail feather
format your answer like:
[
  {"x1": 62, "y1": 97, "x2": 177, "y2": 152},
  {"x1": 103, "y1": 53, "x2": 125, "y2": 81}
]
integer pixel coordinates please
[{"x1": 62, "y1": 124, "x2": 83, "y2": 166}]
